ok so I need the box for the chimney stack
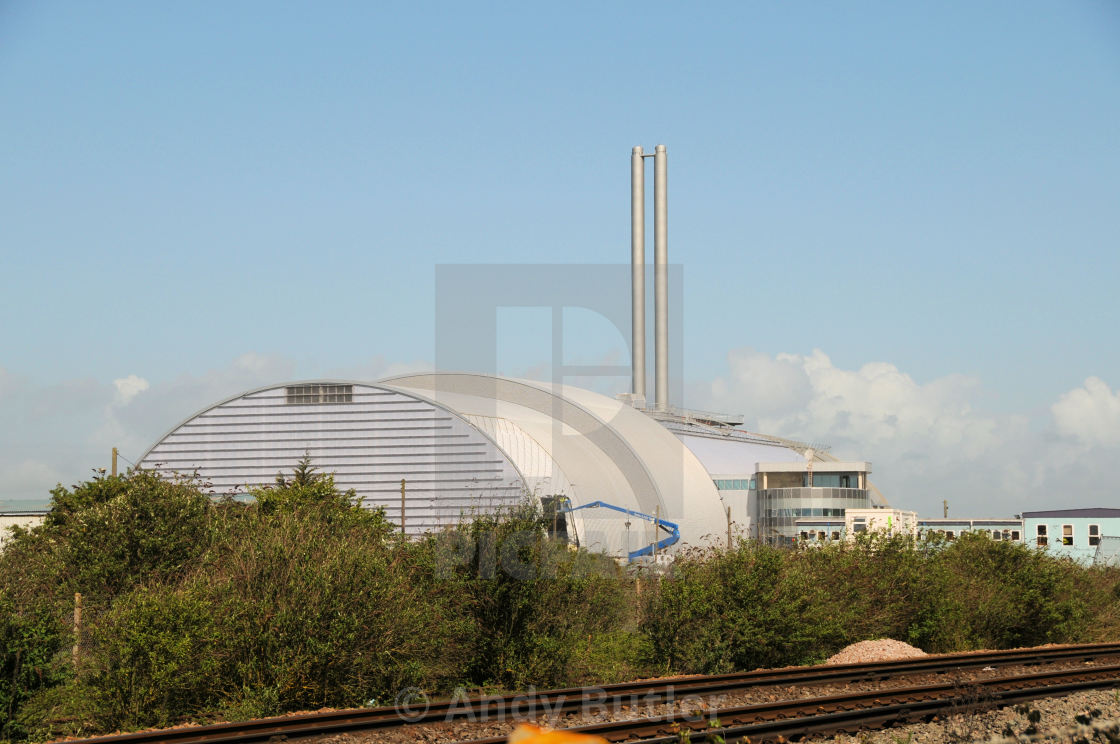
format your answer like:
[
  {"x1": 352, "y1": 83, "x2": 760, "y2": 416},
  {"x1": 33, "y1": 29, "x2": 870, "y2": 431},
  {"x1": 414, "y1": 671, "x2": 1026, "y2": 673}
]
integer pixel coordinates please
[
  {"x1": 653, "y1": 144, "x2": 668, "y2": 411},
  {"x1": 631, "y1": 146, "x2": 646, "y2": 403}
]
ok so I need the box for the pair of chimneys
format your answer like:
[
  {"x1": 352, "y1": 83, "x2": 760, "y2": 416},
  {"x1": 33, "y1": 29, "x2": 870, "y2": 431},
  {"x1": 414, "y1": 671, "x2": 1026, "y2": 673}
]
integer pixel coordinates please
[{"x1": 631, "y1": 144, "x2": 668, "y2": 411}]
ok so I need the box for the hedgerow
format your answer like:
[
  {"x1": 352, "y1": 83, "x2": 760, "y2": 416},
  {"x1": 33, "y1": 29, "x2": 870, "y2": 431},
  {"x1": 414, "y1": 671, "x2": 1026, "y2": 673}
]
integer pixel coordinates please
[{"x1": 0, "y1": 467, "x2": 1117, "y2": 741}]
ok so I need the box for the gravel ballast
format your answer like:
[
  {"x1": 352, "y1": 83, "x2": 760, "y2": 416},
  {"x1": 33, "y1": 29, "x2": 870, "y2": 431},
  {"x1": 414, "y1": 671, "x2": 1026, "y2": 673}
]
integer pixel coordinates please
[
  {"x1": 303, "y1": 643, "x2": 1120, "y2": 744},
  {"x1": 808, "y1": 687, "x2": 1120, "y2": 743}
]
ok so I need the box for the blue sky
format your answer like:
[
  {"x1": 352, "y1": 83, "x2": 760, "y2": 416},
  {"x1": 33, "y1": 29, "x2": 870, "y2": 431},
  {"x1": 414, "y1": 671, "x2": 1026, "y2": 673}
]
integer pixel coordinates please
[{"x1": 1, "y1": 1, "x2": 1118, "y2": 516}]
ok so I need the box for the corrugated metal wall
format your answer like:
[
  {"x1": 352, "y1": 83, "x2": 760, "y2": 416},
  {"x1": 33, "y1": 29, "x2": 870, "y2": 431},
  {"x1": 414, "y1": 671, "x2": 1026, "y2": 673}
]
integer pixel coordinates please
[{"x1": 139, "y1": 383, "x2": 526, "y2": 534}]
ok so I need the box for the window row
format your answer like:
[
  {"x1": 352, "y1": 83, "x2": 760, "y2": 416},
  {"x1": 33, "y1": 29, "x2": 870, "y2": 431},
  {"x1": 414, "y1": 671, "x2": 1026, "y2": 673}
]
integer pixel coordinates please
[
  {"x1": 1036, "y1": 523, "x2": 1101, "y2": 547},
  {"x1": 916, "y1": 528, "x2": 1022, "y2": 541},
  {"x1": 714, "y1": 478, "x2": 755, "y2": 490},
  {"x1": 800, "y1": 530, "x2": 842, "y2": 542},
  {"x1": 285, "y1": 384, "x2": 354, "y2": 405},
  {"x1": 766, "y1": 507, "x2": 847, "y2": 518}
]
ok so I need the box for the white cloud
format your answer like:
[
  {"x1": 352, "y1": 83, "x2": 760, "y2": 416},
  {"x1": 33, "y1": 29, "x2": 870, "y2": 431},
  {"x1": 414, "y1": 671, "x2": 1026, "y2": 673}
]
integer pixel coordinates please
[
  {"x1": 113, "y1": 374, "x2": 150, "y2": 405},
  {"x1": 1052, "y1": 377, "x2": 1120, "y2": 448},
  {"x1": 694, "y1": 347, "x2": 1115, "y2": 518},
  {"x1": 703, "y1": 348, "x2": 1001, "y2": 457}
]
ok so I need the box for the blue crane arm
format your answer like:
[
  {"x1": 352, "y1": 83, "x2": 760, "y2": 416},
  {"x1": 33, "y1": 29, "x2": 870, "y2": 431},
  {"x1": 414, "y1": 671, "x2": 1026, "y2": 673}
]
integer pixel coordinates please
[{"x1": 560, "y1": 500, "x2": 679, "y2": 561}]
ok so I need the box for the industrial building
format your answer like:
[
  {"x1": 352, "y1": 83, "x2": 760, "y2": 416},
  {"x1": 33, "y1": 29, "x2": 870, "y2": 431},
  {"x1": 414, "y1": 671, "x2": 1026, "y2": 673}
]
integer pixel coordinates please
[
  {"x1": 917, "y1": 518, "x2": 1023, "y2": 543},
  {"x1": 137, "y1": 145, "x2": 884, "y2": 559},
  {"x1": 796, "y1": 508, "x2": 916, "y2": 544},
  {"x1": 1022, "y1": 508, "x2": 1120, "y2": 564},
  {"x1": 138, "y1": 374, "x2": 884, "y2": 558}
]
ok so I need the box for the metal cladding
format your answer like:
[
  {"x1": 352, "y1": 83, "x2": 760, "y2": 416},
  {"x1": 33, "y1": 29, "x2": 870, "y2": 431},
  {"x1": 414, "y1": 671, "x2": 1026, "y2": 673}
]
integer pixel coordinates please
[
  {"x1": 137, "y1": 382, "x2": 525, "y2": 534},
  {"x1": 654, "y1": 144, "x2": 668, "y2": 411},
  {"x1": 631, "y1": 146, "x2": 646, "y2": 402}
]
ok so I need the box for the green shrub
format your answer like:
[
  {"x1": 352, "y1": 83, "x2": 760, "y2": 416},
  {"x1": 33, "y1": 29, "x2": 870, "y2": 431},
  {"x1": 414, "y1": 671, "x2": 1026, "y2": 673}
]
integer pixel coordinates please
[
  {"x1": 0, "y1": 593, "x2": 69, "y2": 741},
  {"x1": 0, "y1": 470, "x2": 217, "y2": 739},
  {"x1": 58, "y1": 472, "x2": 213, "y2": 599},
  {"x1": 81, "y1": 585, "x2": 220, "y2": 730},
  {"x1": 5, "y1": 462, "x2": 1120, "y2": 740},
  {"x1": 933, "y1": 533, "x2": 1088, "y2": 649},
  {"x1": 445, "y1": 503, "x2": 634, "y2": 689},
  {"x1": 640, "y1": 541, "x2": 844, "y2": 674},
  {"x1": 195, "y1": 504, "x2": 473, "y2": 714}
]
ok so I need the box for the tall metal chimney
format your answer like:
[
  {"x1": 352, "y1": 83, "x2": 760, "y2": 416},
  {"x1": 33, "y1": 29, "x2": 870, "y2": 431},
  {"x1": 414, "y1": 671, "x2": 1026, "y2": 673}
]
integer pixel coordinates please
[
  {"x1": 631, "y1": 146, "x2": 646, "y2": 403},
  {"x1": 654, "y1": 144, "x2": 668, "y2": 411}
]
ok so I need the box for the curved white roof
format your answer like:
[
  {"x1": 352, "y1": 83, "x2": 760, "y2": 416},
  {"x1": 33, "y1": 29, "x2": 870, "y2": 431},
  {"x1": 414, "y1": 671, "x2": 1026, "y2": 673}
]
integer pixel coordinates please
[
  {"x1": 138, "y1": 381, "x2": 525, "y2": 533},
  {"x1": 382, "y1": 373, "x2": 728, "y2": 552},
  {"x1": 676, "y1": 434, "x2": 805, "y2": 476},
  {"x1": 139, "y1": 373, "x2": 883, "y2": 555}
]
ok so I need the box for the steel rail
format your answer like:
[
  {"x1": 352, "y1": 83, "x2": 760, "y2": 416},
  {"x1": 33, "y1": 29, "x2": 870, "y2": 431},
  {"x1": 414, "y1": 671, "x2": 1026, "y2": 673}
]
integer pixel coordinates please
[
  {"x1": 58, "y1": 643, "x2": 1120, "y2": 744},
  {"x1": 464, "y1": 663, "x2": 1120, "y2": 744}
]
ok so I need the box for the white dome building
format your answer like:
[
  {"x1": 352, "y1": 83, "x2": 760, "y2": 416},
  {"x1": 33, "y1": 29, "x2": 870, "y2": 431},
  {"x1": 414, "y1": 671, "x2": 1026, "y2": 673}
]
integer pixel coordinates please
[{"x1": 139, "y1": 372, "x2": 881, "y2": 558}]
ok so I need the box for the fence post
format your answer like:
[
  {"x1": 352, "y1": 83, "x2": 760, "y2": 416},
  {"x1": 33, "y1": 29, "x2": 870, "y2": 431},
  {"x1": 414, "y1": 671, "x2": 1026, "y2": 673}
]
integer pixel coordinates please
[
  {"x1": 400, "y1": 478, "x2": 406, "y2": 535},
  {"x1": 72, "y1": 592, "x2": 82, "y2": 668}
]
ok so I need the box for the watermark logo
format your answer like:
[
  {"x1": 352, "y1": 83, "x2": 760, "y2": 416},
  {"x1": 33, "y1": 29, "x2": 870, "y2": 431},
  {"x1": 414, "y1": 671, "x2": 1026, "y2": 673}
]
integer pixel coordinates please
[
  {"x1": 387, "y1": 684, "x2": 720, "y2": 725},
  {"x1": 394, "y1": 686, "x2": 431, "y2": 722}
]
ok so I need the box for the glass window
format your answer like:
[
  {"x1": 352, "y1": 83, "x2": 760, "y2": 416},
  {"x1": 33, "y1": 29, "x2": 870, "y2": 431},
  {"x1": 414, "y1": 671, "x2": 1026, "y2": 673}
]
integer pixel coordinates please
[
  {"x1": 1089, "y1": 524, "x2": 1100, "y2": 547},
  {"x1": 1062, "y1": 524, "x2": 1073, "y2": 546},
  {"x1": 831, "y1": 531, "x2": 840, "y2": 540},
  {"x1": 1012, "y1": 530, "x2": 1021, "y2": 541},
  {"x1": 285, "y1": 383, "x2": 354, "y2": 405}
]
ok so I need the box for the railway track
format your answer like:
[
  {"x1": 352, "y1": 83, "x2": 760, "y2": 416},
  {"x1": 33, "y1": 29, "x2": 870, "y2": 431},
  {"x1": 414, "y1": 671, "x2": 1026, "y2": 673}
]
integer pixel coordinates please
[
  {"x1": 466, "y1": 663, "x2": 1120, "y2": 743},
  {"x1": 60, "y1": 643, "x2": 1120, "y2": 744}
]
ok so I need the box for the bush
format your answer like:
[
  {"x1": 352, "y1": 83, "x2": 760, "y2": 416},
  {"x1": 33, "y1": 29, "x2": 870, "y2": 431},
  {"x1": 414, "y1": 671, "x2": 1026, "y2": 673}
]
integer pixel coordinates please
[
  {"x1": 194, "y1": 504, "x2": 472, "y2": 715},
  {"x1": 640, "y1": 531, "x2": 1117, "y2": 675},
  {"x1": 0, "y1": 470, "x2": 217, "y2": 739},
  {"x1": 5, "y1": 463, "x2": 1120, "y2": 740},
  {"x1": 933, "y1": 533, "x2": 1088, "y2": 649},
  {"x1": 80, "y1": 586, "x2": 220, "y2": 730},
  {"x1": 641, "y1": 541, "x2": 844, "y2": 674},
  {"x1": 443, "y1": 503, "x2": 635, "y2": 689},
  {"x1": 0, "y1": 592, "x2": 69, "y2": 741}
]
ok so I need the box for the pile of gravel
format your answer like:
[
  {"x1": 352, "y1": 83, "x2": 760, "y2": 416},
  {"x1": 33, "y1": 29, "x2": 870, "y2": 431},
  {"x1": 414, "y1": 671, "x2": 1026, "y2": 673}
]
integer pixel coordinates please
[{"x1": 825, "y1": 639, "x2": 928, "y2": 665}]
